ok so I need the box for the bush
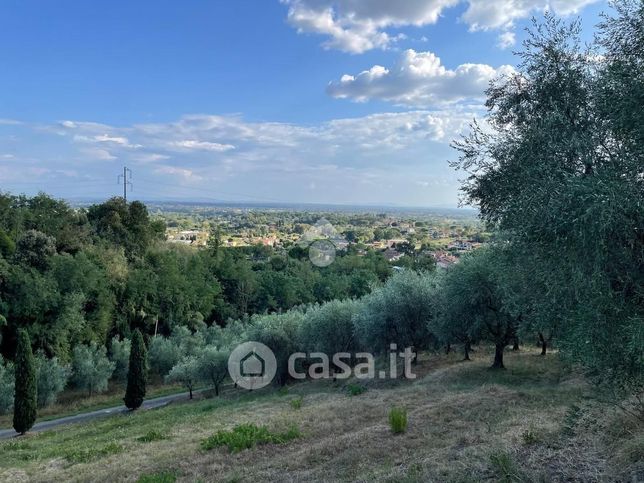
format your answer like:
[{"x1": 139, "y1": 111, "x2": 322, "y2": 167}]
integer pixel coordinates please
[
  {"x1": 137, "y1": 430, "x2": 167, "y2": 443},
  {"x1": 148, "y1": 337, "x2": 180, "y2": 377},
  {"x1": 201, "y1": 423, "x2": 300, "y2": 453},
  {"x1": 346, "y1": 383, "x2": 366, "y2": 397},
  {"x1": 0, "y1": 356, "x2": 14, "y2": 415},
  {"x1": 109, "y1": 336, "x2": 131, "y2": 382},
  {"x1": 71, "y1": 342, "x2": 115, "y2": 396},
  {"x1": 290, "y1": 396, "x2": 303, "y2": 410},
  {"x1": 35, "y1": 351, "x2": 69, "y2": 408},
  {"x1": 388, "y1": 407, "x2": 408, "y2": 434}
]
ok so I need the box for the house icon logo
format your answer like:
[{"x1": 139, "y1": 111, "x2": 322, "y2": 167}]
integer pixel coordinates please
[{"x1": 228, "y1": 341, "x2": 277, "y2": 390}]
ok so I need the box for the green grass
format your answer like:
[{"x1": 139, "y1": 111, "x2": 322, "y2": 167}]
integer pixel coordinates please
[
  {"x1": 136, "y1": 429, "x2": 168, "y2": 443},
  {"x1": 346, "y1": 383, "x2": 367, "y2": 396},
  {"x1": 489, "y1": 450, "x2": 525, "y2": 483},
  {"x1": 64, "y1": 442, "x2": 124, "y2": 463},
  {"x1": 388, "y1": 407, "x2": 408, "y2": 434},
  {"x1": 290, "y1": 396, "x2": 304, "y2": 410},
  {"x1": 201, "y1": 423, "x2": 301, "y2": 453},
  {"x1": 136, "y1": 470, "x2": 177, "y2": 483}
]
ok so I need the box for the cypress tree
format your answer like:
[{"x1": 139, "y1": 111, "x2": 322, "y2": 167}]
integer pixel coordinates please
[
  {"x1": 13, "y1": 330, "x2": 37, "y2": 435},
  {"x1": 124, "y1": 329, "x2": 147, "y2": 410}
]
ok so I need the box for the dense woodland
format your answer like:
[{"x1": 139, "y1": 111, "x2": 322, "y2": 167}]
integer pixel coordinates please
[{"x1": 1, "y1": 4, "x2": 643, "y2": 419}]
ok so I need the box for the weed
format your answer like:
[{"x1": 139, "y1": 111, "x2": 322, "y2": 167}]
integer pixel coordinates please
[
  {"x1": 136, "y1": 471, "x2": 177, "y2": 483},
  {"x1": 521, "y1": 426, "x2": 540, "y2": 445},
  {"x1": 201, "y1": 423, "x2": 301, "y2": 453},
  {"x1": 290, "y1": 396, "x2": 303, "y2": 410},
  {"x1": 389, "y1": 407, "x2": 408, "y2": 434},
  {"x1": 64, "y1": 442, "x2": 123, "y2": 463},
  {"x1": 489, "y1": 450, "x2": 523, "y2": 482},
  {"x1": 137, "y1": 430, "x2": 167, "y2": 443},
  {"x1": 347, "y1": 384, "x2": 367, "y2": 396}
]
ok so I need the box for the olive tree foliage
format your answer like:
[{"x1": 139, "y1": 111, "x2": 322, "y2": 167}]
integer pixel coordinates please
[
  {"x1": 353, "y1": 270, "x2": 438, "y2": 356},
  {"x1": 35, "y1": 351, "x2": 69, "y2": 408},
  {"x1": 109, "y1": 336, "x2": 131, "y2": 382},
  {"x1": 0, "y1": 355, "x2": 14, "y2": 415},
  {"x1": 71, "y1": 342, "x2": 115, "y2": 396},
  {"x1": 148, "y1": 336, "x2": 181, "y2": 377},
  {"x1": 451, "y1": 8, "x2": 643, "y2": 392},
  {"x1": 243, "y1": 310, "x2": 304, "y2": 386},
  {"x1": 197, "y1": 347, "x2": 230, "y2": 396},
  {"x1": 165, "y1": 356, "x2": 199, "y2": 399},
  {"x1": 298, "y1": 299, "x2": 363, "y2": 355}
]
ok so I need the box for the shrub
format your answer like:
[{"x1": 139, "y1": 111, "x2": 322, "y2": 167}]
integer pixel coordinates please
[
  {"x1": 137, "y1": 430, "x2": 167, "y2": 443},
  {"x1": 71, "y1": 342, "x2": 115, "y2": 396},
  {"x1": 346, "y1": 383, "x2": 366, "y2": 397},
  {"x1": 201, "y1": 423, "x2": 300, "y2": 453},
  {"x1": 388, "y1": 407, "x2": 408, "y2": 434},
  {"x1": 0, "y1": 356, "x2": 15, "y2": 415},
  {"x1": 166, "y1": 357, "x2": 199, "y2": 399},
  {"x1": 148, "y1": 336, "x2": 181, "y2": 377},
  {"x1": 109, "y1": 336, "x2": 131, "y2": 382},
  {"x1": 489, "y1": 451, "x2": 523, "y2": 483},
  {"x1": 124, "y1": 329, "x2": 147, "y2": 410},
  {"x1": 35, "y1": 351, "x2": 69, "y2": 408},
  {"x1": 290, "y1": 396, "x2": 303, "y2": 410},
  {"x1": 13, "y1": 330, "x2": 37, "y2": 434}
]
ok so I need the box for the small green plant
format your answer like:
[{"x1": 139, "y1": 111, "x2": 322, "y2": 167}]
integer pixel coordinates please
[
  {"x1": 489, "y1": 450, "x2": 523, "y2": 482},
  {"x1": 290, "y1": 396, "x2": 303, "y2": 410},
  {"x1": 278, "y1": 386, "x2": 289, "y2": 396},
  {"x1": 136, "y1": 471, "x2": 177, "y2": 483},
  {"x1": 201, "y1": 423, "x2": 300, "y2": 453},
  {"x1": 521, "y1": 427, "x2": 540, "y2": 445},
  {"x1": 346, "y1": 383, "x2": 366, "y2": 396},
  {"x1": 388, "y1": 407, "x2": 408, "y2": 434},
  {"x1": 64, "y1": 442, "x2": 123, "y2": 463},
  {"x1": 137, "y1": 430, "x2": 167, "y2": 443}
]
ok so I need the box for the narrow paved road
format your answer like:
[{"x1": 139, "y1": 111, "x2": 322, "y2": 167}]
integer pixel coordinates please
[{"x1": 0, "y1": 390, "x2": 196, "y2": 440}]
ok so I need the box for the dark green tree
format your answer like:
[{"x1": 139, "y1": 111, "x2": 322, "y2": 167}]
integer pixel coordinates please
[
  {"x1": 13, "y1": 330, "x2": 37, "y2": 434},
  {"x1": 124, "y1": 329, "x2": 147, "y2": 410}
]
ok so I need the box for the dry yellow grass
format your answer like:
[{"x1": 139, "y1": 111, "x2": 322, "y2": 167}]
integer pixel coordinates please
[{"x1": 1, "y1": 348, "x2": 641, "y2": 483}]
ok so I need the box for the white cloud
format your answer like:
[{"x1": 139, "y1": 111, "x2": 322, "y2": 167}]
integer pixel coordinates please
[
  {"x1": 155, "y1": 165, "x2": 202, "y2": 180},
  {"x1": 328, "y1": 49, "x2": 514, "y2": 106},
  {"x1": 497, "y1": 31, "x2": 516, "y2": 49},
  {"x1": 282, "y1": 0, "x2": 602, "y2": 53},
  {"x1": 170, "y1": 140, "x2": 236, "y2": 152},
  {"x1": 80, "y1": 147, "x2": 116, "y2": 161}
]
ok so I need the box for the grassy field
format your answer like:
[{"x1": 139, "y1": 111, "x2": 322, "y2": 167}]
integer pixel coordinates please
[{"x1": 1, "y1": 348, "x2": 641, "y2": 482}]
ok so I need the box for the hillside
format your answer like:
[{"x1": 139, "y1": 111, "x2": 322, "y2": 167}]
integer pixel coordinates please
[{"x1": 1, "y1": 348, "x2": 641, "y2": 483}]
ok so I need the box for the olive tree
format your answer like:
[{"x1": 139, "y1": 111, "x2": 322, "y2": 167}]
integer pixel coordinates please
[{"x1": 71, "y1": 342, "x2": 115, "y2": 396}]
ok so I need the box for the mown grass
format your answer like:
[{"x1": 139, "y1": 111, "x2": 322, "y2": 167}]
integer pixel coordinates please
[{"x1": 0, "y1": 348, "x2": 640, "y2": 482}]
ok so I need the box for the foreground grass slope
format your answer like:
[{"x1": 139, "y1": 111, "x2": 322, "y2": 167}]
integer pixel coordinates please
[{"x1": 1, "y1": 349, "x2": 641, "y2": 482}]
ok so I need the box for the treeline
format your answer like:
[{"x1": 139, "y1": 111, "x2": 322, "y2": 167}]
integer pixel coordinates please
[{"x1": 0, "y1": 194, "x2": 391, "y2": 365}]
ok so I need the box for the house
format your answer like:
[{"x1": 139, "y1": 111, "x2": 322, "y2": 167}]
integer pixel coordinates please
[{"x1": 383, "y1": 248, "x2": 404, "y2": 262}]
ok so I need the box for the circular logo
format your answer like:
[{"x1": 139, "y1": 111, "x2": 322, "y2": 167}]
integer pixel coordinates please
[
  {"x1": 228, "y1": 341, "x2": 277, "y2": 390},
  {"x1": 308, "y1": 239, "x2": 336, "y2": 267}
]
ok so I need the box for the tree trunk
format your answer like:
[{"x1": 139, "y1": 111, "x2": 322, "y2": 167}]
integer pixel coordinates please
[
  {"x1": 189, "y1": 386, "x2": 193, "y2": 400},
  {"x1": 445, "y1": 342, "x2": 451, "y2": 355},
  {"x1": 214, "y1": 382, "x2": 220, "y2": 396},
  {"x1": 491, "y1": 343, "x2": 505, "y2": 369},
  {"x1": 463, "y1": 340, "x2": 471, "y2": 361},
  {"x1": 539, "y1": 333, "x2": 547, "y2": 356},
  {"x1": 512, "y1": 337, "x2": 520, "y2": 351}
]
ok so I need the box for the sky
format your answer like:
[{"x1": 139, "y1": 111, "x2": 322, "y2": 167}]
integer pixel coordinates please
[{"x1": 0, "y1": 0, "x2": 608, "y2": 207}]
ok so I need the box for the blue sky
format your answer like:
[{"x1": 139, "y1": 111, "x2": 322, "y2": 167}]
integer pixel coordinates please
[{"x1": 0, "y1": 0, "x2": 607, "y2": 206}]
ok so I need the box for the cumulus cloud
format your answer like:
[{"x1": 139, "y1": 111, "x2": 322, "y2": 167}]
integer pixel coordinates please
[
  {"x1": 328, "y1": 49, "x2": 514, "y2": 106},
  {"x1": 282, "y1": 0, "x2": 602, "y2": 53},
  {"x1": 497, "y1": 31, "x2": 516, "y2": 49}
]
